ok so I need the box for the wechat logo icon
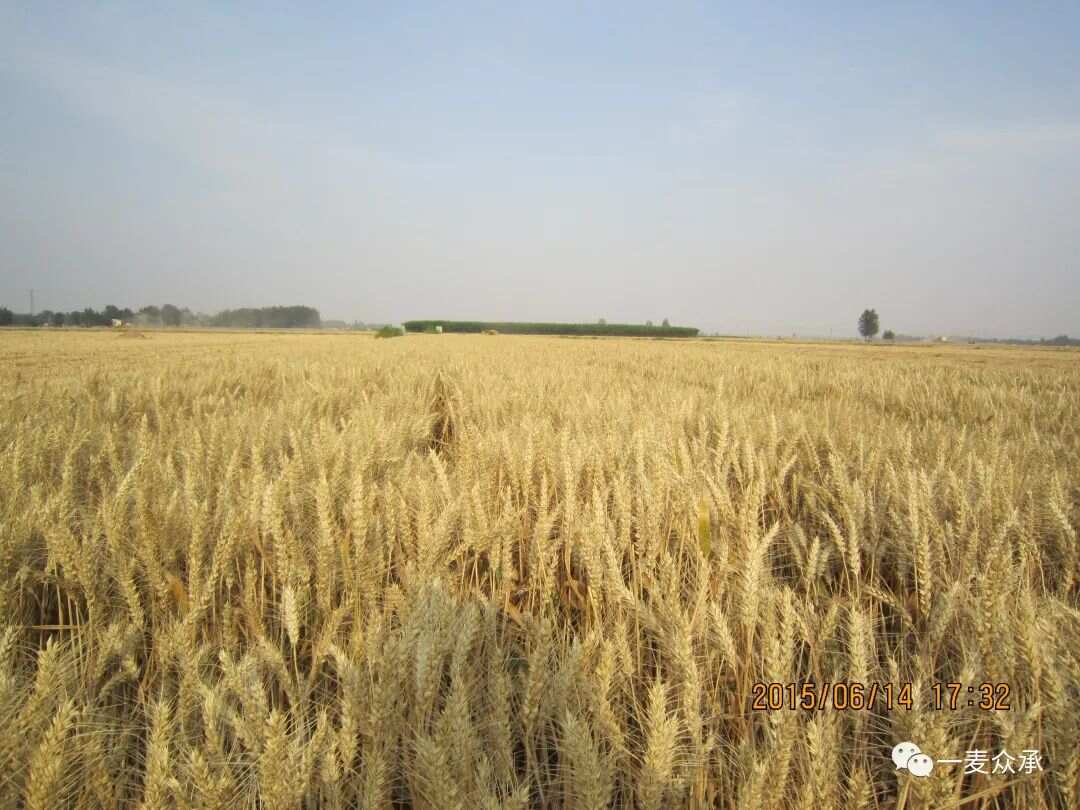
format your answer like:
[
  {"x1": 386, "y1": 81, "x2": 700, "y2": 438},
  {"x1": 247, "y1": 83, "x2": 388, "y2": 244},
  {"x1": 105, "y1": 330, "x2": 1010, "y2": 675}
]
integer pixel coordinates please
[{"x1": 892, "y1": 741, "x2": 934, "y2": 778}]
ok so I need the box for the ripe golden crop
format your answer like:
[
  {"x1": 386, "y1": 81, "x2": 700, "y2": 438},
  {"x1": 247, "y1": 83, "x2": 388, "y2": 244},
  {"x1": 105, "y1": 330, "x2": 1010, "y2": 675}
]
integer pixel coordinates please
[{"x1": 1, "y1": 329, "x2": 1077, "y2": 808}]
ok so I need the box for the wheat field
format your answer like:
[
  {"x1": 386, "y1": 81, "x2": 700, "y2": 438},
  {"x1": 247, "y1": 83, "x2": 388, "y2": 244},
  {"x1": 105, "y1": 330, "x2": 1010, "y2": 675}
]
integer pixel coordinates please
[{"x1": 1, "y1": 329, "x2": 1078, "y2": 809}]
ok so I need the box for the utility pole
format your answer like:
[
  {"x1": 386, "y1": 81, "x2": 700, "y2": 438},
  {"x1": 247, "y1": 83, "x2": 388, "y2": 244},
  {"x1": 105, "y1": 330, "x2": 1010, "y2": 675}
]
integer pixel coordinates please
[{"x1": 29, "y1": 289, "x2": 34, "y2": 316}]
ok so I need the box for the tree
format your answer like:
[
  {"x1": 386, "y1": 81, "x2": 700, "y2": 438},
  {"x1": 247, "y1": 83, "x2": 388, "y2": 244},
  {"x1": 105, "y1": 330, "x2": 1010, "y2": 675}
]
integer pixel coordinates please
[
  {"x1": 82, "y1": 307, "x2": 106, "y2": 326},
  {"x1": 209, "y1": 306, "x2": 320, "y2": 329},
  {"x1": 662, "y1": 318, "x2": 670, "y2": 327},
  {"x1": 646, "y1": 320, "x2": 654, "y2": 327},
  {"x1": 139, "y1": 305, "x2": 161, "y2": 324},
  {"x1": 598, "y1": 318, "x2": 607, "y2": 326},
  {"x1": 858, "y1": 309, "x2": 879, "y2": 341},
  {"x1": 0, "y1": 307, "x2": 12, "y2": 326},
  {"x1": 51, "y1": 311, "x2": 65, "y2": 327},
  {"x1": 883, "y1": 329, "x2": 895, "y2": 340},
  {"x1": 161, "y1": 304, "x2": 182, "y2": 327}
]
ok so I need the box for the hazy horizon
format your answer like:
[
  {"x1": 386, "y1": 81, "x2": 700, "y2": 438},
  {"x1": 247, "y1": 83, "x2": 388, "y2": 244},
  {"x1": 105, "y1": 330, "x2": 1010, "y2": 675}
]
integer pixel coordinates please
[{"x1": 3, "y1": 3, "x2": 1079, "y2": 339}]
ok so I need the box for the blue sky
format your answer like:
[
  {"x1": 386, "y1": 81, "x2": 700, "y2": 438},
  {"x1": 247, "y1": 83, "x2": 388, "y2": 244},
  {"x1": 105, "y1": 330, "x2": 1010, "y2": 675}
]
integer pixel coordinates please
[{"x1": 2, "y1": 2, "x2": 1079, "y2": 336}]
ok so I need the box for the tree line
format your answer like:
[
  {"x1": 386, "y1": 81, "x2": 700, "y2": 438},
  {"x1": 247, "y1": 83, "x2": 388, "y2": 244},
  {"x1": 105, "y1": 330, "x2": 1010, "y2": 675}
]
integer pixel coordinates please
[
  {"x1": 209, "y1": 306, "x2": 321, "y2": 329},
  {"x1": 0, "y1": 304, "x2": 321, "y2": 329},
  {"x1": 403, "y1": 320, "x2": 700, "y2": 337}
]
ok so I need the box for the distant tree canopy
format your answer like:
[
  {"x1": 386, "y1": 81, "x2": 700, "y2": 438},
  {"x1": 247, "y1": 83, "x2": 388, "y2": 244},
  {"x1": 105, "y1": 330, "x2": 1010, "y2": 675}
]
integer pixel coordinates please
[
  {"x1": 0, "y1": 303, "x2": 318, "y2": 329},
  {"x1": 403, "y1": 320, "x2": 700, "y2": 337},
  {"x1": 858, "y1": 309, "x2": 880, "y2": 341},
  {"x1": 103, "y1": 305, "x2": 134, "y2": 323},
  {"x1": 210, "y1": 306, "x2": 321, "y2": 329},
  {"x1": 161, "y1": 304, "x2": 182, "y2": 327},
  {"x1": 72, "y1": 309, "x2": 111, "y2": 327},
  {"x1": 883, "y1": 329, "x2": 896, "y2": 340}
]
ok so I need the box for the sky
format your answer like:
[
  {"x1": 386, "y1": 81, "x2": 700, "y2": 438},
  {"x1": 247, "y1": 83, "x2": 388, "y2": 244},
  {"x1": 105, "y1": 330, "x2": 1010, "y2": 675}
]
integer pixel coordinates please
[{"x1": 2, "y1": 2, "x2": 1079, "y2": 338}]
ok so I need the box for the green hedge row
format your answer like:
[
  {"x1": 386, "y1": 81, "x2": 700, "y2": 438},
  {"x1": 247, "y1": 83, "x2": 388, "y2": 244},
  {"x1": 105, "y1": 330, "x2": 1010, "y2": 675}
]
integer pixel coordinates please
[{"x1": 402, "y1": 320, "x2": 699, "y2": 337}]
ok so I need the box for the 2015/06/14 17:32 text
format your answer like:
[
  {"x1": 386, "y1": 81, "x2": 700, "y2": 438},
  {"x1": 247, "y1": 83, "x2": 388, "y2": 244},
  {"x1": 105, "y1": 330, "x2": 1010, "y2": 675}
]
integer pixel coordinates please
[{"x1": 750, "y1": 682, "x2": 1011, "y2": 712}]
